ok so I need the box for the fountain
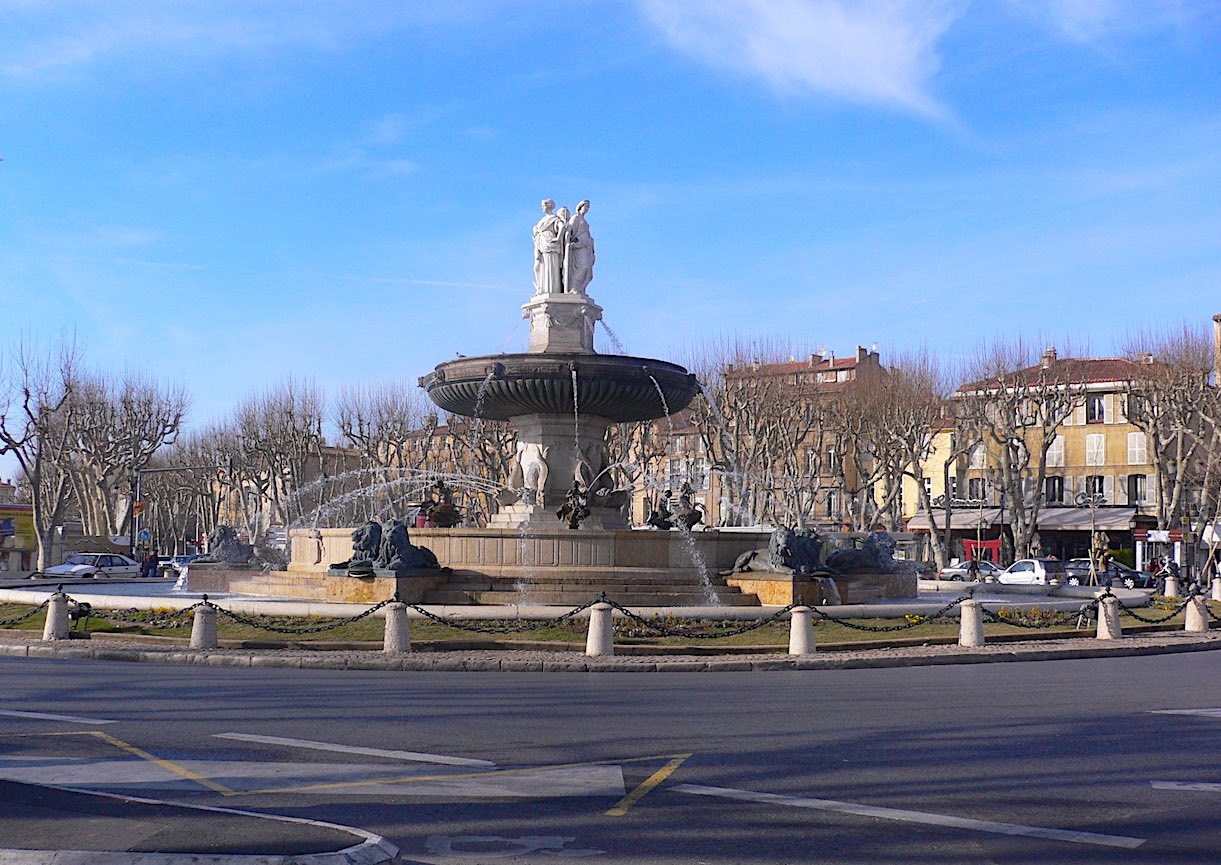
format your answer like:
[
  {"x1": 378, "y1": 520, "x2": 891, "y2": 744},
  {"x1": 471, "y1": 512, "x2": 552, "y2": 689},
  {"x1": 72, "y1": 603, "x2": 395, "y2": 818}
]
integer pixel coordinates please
[{"x1": 269, "y1": 198, "x2": 771, "y2": 606}]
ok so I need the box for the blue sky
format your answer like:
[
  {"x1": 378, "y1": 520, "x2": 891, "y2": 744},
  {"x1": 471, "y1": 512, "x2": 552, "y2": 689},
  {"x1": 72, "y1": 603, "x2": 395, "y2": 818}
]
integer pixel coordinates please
[{"x1": 2, "y1": 0, "x2": 1219, "y2": 458}]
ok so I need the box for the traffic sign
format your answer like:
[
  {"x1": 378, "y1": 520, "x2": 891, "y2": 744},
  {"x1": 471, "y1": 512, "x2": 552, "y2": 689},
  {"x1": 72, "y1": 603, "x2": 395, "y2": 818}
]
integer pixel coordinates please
[{"x1": 138, "y1": 529, "x2": 151, "y2": 542}]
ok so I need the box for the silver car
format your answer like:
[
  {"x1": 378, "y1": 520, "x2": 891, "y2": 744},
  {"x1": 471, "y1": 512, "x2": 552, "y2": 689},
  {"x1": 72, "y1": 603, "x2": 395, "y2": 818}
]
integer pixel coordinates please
[
  {"x1": 41, "y1": 553, "x2": 141, "y2": 579},
  {"x1": 938, "y1": 559, "x2": 1001, "y2": 581}
]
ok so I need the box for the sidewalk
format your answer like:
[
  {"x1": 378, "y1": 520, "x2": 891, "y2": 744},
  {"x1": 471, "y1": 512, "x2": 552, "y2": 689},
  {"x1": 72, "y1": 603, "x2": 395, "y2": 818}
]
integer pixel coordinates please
[{"x1": 0, "y1": 780, "x2": 399, "y2": 864}]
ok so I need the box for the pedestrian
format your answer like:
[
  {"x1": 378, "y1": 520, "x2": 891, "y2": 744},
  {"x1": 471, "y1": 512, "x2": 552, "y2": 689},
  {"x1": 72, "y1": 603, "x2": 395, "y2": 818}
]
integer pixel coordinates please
[{"x1": 142, "y1": 549, "x2": 158, "y2": 579}]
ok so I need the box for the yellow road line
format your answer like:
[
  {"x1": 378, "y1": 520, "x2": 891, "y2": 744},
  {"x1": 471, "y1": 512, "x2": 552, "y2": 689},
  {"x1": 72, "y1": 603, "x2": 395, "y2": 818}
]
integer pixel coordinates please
[
  {"x1": 605, "y1": 753, "x2": 691, "y2": 817},
  {"x1": 90, "y1": 731, "x2": 236, "y2": 796}
]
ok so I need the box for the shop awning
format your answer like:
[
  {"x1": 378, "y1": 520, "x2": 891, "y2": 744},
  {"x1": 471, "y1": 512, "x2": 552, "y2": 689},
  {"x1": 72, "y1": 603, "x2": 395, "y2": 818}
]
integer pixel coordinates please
[
  {"x1": 907, "y1": 508, "x2": 1003, "y2": 531},
  {"x1": 907, "y1": 506, "x2": 1138, "y2": 532},
  {"x1": 1032, "y1": 507, "x2": 1137, "y2": 532}
]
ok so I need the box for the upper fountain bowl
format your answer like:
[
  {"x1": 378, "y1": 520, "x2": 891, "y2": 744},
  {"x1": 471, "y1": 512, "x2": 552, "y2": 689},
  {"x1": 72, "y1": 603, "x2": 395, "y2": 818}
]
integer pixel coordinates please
[{"x1": 420, "y1": 353, "x2": 699, "y2": 422}]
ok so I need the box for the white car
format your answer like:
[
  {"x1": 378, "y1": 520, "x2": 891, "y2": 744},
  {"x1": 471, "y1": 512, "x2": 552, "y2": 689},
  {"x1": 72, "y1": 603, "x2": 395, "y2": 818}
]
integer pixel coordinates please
[
  {"x1": 997, "y1": 558, "x2": 1068, "y2": 586},
  {"x1": 41, "y1": 553, "x2": 141, "y2": 579}
]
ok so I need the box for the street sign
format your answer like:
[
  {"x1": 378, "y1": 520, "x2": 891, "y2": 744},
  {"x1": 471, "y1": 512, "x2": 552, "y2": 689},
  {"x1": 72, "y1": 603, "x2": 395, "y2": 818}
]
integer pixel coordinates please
[{"x1": 138, "y1": 529, "x2": 151, "y2": 542}]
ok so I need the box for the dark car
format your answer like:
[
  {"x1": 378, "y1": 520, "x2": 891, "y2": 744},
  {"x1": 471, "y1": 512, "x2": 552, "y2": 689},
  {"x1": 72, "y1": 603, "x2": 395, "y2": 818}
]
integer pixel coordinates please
[{"x1": 1065, "y1": 558, "x2": 1155, "y2": 589}]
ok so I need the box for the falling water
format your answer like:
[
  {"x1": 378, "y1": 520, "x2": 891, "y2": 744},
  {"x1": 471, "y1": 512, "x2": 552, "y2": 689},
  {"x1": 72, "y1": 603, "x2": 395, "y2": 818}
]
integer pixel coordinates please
[
  {"x1": 470, "y1": 368, "x2": 498, "y2": 455},
  {"x1": 647, "y1": 374, "x2": 675, "y2": 453},
  {"x1": 570, "y1": 366, "x2": 581, "y2": 457},
  {"x1": 597, "y1": 320, "x2": 625, "y2": 354},
  {"x1": 172, "y1": 564, "x2": 189, "y2": 592},
  {"x1": 514, "y1": 510, "x2": 535, "y2": 602}
]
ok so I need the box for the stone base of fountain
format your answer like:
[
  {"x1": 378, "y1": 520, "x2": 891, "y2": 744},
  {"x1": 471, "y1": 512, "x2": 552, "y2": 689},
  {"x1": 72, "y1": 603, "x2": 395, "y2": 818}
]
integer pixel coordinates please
[
  {"x1": 724, "y1": 570, "x2": 918, "y2": 606},
  {"x1": 272, "y1": 526, "x2": 772, "y2": 607}
]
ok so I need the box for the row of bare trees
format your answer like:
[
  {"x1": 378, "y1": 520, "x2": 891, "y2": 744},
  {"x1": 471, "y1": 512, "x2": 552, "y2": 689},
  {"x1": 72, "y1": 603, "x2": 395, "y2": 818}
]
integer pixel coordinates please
[
  {"x1": 680, "y1": 327, "x2": 1219, "y2": 570},
  {"x1": 4, "y1": 327, "x2": 1218, "y2": 571},
  {"x1": 0, "y1": 340, "x2": 187, "y2": 568}
]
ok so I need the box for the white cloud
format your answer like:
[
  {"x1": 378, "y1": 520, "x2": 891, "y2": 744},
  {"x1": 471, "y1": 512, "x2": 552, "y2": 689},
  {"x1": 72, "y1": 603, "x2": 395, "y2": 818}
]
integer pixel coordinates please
[
  {"x1": 637, "y1": 0, "x2": 968, "y2": 118},
  {"x1": 1005, "y1": 0, "x2": 1200, "y2": 44},
  {"x1": 0, "y1": 1, "x2": 495, "y2": 77}
]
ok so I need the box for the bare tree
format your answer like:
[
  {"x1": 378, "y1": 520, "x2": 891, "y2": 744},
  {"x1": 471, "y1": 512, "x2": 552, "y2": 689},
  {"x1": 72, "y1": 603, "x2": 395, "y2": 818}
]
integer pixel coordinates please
[
  {"x1": 60, "y1": 372, "x2": 187, "y2": 538},
  {"x1": 230, "y1": 378, "x2": 325, "y2": 539},
  {"x1": 0, "y1": 339, "x2": 78, "y2": 569},
  {"x1": 955, "y1": 342, "x2": 1088, "y2": 562},
  {"x1": 1122, "y1": 326, "x2": 1217, "y2": 530}
]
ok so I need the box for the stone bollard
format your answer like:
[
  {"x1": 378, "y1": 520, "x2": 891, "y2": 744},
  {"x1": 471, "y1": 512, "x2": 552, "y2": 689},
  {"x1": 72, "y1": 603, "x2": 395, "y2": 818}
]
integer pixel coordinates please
[
  {"x1": 42, "y1": 592, "x2": 70, "y2": 641},
  {"x1": 1164, "y1": 575, "x2": 1180, "y2": 598},
  {"x1": 1185, "y1": 595, "x2": 1209, "y2": 633},
  {"x1": 383, "y1": 602, "x2": 412, "y2": 654},
  {"x1": 585, "y1": 602, "x2": 614, "y2": 657},
  {"x1": 958, "y1": 599, "x2": 985, "y2": 648},
  {"x1": 1096, "y1": 594, "x2": 1122, "y2": 640},
  {"x1": 1211, "y1": 578, "x2": 1221, "y2": 602},
  {"x1": 788, "y1": 606, "x2": 816, "y2": 655},
  {"x1": 190, "y1": 603, "x2": 218, "y2": 650}
]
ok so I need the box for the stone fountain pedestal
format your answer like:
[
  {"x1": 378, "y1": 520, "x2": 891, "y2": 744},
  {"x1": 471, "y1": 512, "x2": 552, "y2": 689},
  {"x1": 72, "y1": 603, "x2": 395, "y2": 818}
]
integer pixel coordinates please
[{"x1": 281, "y1": 526, "x2": 770, "y2": 607}]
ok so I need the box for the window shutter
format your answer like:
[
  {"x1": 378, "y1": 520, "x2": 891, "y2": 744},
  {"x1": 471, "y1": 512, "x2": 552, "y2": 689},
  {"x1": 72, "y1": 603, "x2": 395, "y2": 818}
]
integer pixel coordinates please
[
  {"x1": 1086, "y1": 434, "x2": 1105, "y2": 466},
  {"x1": 1104, "y1": 475, "x2": 1115, "y2": 504},
  {"x1": 1074, "y1": 404, "x2": 1086, "y2": 426},
  {"x1": 1117, "y1": 474, "x2": 1128, "y2": 505},
  {"x1": 1104, "y1": 394, "x2": 1115, "y2": 424},
  {"x1": 1127, "y1": 432, "x2": 1147, "y2": 465}
]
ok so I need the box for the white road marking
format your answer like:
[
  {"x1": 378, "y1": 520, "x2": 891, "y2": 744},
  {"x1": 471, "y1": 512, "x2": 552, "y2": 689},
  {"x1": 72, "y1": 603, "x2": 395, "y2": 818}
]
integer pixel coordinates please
[
  {"x1": 0, "y1": 756, "x2": 625, "y2": 798},
  {"x1": 0, "y1": 709, "x2": 115, "y2": 725},
  {"x1": 1152, "y1": 781, "x2": 1221, "y2": 792},
  {"x1": 213, "y1": 732, "x2": 496, "y2": 767},
  {"x1": 672, "y1": 784, "x2": 1145, "y2": 850},
  {"x1": 1152, "y1": 708, "x2": 1221, "y2": 718},
  {"x1": 424, "y1": 835, "x2": 605, "y2": 858}
]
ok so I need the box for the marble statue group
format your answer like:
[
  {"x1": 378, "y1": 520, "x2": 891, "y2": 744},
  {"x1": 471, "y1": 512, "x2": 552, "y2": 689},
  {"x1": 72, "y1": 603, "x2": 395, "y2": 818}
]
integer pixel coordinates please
[{"x1": 533, "y1": 198, "x2": 595, "y2": 295}]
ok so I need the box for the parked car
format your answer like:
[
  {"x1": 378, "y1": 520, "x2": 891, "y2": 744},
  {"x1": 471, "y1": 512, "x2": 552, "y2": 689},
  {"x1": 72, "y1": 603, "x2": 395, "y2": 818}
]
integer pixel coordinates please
[
  {"x1": 997, "y1": 558, "x2": 1068, "y2": 586},
  {"x1": 938, "y1": 559, "x2": 1002, "y2": 581},
  {"x1": 168, "y1": 554, "x2": 202, "y2": 574},
  {"x1": 1064, "y1": 558, "x2": 1155, "y2": 589},
  {"x1": 42, "y1": 553, "x2": 141, "y2": 580}
]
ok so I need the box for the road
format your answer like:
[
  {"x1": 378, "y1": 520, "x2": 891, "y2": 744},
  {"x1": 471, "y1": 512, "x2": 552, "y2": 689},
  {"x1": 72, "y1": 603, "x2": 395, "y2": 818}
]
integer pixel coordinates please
[{"x1": 1, "y1": 652, "x2": 1220, "y2": 863}]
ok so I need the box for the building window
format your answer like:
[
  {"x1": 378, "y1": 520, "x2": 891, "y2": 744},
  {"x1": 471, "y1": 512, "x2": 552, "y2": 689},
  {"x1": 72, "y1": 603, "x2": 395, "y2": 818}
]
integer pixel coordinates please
[
  {"x1": 1085, "y1": 475, "x2": 1106, "y2": 498},
  {"x1": 969, "y1": 443, "x2": 986, "y2": 469},
  {"x1": 1127, "y1": 431, "x2": 1148, "y2": 465},
  {"x1": 825, "y1": 490, "x2": 838, "y2": 518},
  {"x1": 690, "y1": 458, "x2": 708, "y2": 489},
  {"x1": 827, "y1": 447, "x2": 840, "y2": 473},
  {"x1": 1046, "y1": 435, "x2": 1065, "y2": 468},
  {"x1": 1085, "y1": 433, "x2": 1106, "y2": 466},
  {"x1": 1045, "y1": 475, "x2": 1064, "y2": 504},
  {"x1": 1086, "y1": 395, "x2": 1105, "y2": 424},
  {"x1": 1128, "y1": 474, "x2": 1147, "y2": 504},
  {"x1": 922, "y1": 477, "x2": 932, "y2": 501},
  {"x1": 967, "y1": 477, "x2": 986, "y2": 500}
]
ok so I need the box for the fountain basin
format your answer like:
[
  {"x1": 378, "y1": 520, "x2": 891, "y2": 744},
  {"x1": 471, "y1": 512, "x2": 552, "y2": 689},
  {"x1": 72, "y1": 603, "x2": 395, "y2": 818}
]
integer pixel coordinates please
[{"x1": 419, "y1": 353, "x2": 699, "y2": 422}]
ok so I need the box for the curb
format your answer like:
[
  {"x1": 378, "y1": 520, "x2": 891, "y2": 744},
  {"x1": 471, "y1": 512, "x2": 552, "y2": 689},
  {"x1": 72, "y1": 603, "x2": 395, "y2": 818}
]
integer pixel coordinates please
[{"x1": 3, "y1": 632, "x2": 1219, "y2": 672}]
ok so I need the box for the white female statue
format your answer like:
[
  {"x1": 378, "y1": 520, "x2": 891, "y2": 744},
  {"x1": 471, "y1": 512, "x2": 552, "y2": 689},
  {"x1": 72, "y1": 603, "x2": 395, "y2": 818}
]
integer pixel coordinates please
[
  {"x1": 565, "y1": 199, "x2": 595, "y2": 295},
  {"x1": 532, "y1": 199, "x2": 566, "y2": 294}
]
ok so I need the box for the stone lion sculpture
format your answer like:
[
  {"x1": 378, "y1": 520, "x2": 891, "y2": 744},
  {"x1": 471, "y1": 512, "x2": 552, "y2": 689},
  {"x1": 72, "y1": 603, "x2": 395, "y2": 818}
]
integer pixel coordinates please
[
  {"x1": 348, "y1": 521, "x2": 382, "y2": 566},
  {"x1": 376, "y1": 519, "x2": 441, "y2": 571},
  {"x1": 728, "y1": 527, "x2": 825, "y2": 577},
  {"x1": 198, "y1": 524, "x2": 254, "y2": 564},
  {"x1": 824, "y1": 531, "x2": 918, "y2": 574}
]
